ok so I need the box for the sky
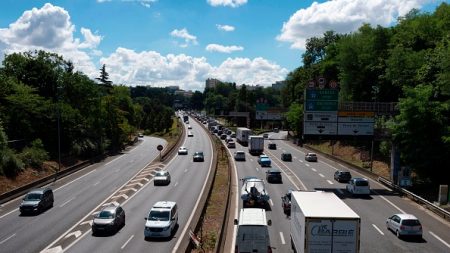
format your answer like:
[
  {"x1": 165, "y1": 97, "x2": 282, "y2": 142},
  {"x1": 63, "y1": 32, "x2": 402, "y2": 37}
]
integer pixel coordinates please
[{"x1": 0, "y1": 0, "x2": 448, "y2": 91}]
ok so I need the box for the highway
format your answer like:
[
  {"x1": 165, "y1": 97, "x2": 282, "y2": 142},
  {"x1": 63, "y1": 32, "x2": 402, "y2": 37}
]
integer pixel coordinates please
[{"x1": 227, "y1": 130, "x2": 450, "y2": 253}]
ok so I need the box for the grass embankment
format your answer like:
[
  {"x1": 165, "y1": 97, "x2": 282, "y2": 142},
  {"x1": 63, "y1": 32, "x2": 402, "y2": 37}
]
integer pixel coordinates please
[{"x1": 192, "y1": 138, "x2": 230, "y2": 252}]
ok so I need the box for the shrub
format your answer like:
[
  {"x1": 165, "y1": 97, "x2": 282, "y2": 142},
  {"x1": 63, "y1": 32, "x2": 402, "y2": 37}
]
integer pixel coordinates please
[
  {"x1": 0, "y1": 149, "x2": 24, "y2": 177},
  {"x1": 18, "y1": 139, "x2": 49, "y2": 169}
]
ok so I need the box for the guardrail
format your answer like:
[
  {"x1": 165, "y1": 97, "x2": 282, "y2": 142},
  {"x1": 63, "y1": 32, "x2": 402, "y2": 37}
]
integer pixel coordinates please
[{"x1": 378, "y1": 177, "x2": 450, "y2": 222}]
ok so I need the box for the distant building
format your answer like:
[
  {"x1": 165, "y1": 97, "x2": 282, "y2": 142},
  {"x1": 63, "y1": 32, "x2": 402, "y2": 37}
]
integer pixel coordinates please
[
  {"x1": 205, "y1": 78, "x2": 221, "y2": 89},
  {"x1": 272, "y1": 81, "x2": 286, "y2": 90},
  {"x1": 174, "y1": 89, "x2": 193, "y2": 97},
  {"x1": 167, "y1": 86, "x2": 180, "y2": 91}
]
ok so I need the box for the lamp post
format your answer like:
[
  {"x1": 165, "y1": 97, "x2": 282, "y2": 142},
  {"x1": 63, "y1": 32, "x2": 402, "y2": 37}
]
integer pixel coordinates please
[{"x1": 54, "y1": 87, "x2": 62, "y2": 183}]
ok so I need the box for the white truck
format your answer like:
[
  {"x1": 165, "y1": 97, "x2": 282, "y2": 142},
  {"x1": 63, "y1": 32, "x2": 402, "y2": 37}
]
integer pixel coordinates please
[
  {"x1": 234, "y1": 208, "x2": 272, "y2": 253},
  {"x1": 248, "y1": 135, "x2": 264, "y2": 155},
  {"x1": 290, "y1": 191, "x2": 360, "y2": 253},
  {"x1": 236, "y1": 127, "x2": 252, "y2": 146}
]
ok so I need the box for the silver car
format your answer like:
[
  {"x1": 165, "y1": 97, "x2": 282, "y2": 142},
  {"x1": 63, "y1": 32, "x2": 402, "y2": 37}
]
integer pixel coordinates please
[
  {"x1": 386, "y1": 214, "x2": 422, "y2": 239},
  {"x1": 92, "y1": 205, "x2": 125, "y2": 235},
  {"x1": 154, "y1": 171, "x2": 171, "y2": 185}
]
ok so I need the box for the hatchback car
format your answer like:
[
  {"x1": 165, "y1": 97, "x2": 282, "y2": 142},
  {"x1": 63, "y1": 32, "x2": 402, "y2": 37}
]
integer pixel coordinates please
[
  {"x1": 187, "y1": 125, "x2": 192, "y2": 129},
  {"x1": 268, "y1": 143, "x2": 277, "y2": 150},
  {"x1": 187, "y1": 131, "x2": 194, "y2": 137},
  {"x1": 92, "y1": 205, "x2": 125, "y2": 235},
  {"x1": 305, "y1": 152, "x2": 318, "y2": 162},
  {"x1": 193, "y1": 151, "x2": 204, "y2": 162},
  {"x1": 346, "y1": 178, "x2": 370, "y2": 195},
  {"x1": 144, "y1": 201, "x2": 178, "y2": 239},
  {"x1": 281, "y1": 152, "x2": 292, "y2": 161},
  {"x1": 234, "y1": 151, "x2": 246, "y2": 161},
  {"x1": 20, "y1": 188, "x2": 54, "y2": 214},
  {"x1": 178, "y1": 146, "x2": 188, "y2": 155},
  {"x1": 266, "y1": 168, "x2": 282, "y2": 183},
  {"x1": 227, "y1": 141, "x2": 236, "y2": 148},
  {"x1": 263, "y1": 133, "x2": 269, "y2": 139},
  {"x1": 334, "y1": 170, "x2": 352, "y2": 182},
  {"x1": 386, "y1": 214, "x2": 422, "y2": 239},
  {"x1": 258, "y1": 155, "x2": 271, "y2": 167},
  {"x1": 154, "y1": 171, "x2": 171, "y2": 186},
  {"x1": 220, "y1": 134, "x2": 227, "y2": 140}
]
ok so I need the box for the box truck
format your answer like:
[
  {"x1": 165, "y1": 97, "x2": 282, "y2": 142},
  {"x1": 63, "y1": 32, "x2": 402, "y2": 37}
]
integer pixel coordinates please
[
  {"x1": 290, "y1": 191, "x2": 360, "y2": 253},
  {"x1": 236, "y1": 127, "x2": 252, "y2": 146},
  {"x1": 248, "y1": 135, "x2": 264, "y2": 155}
]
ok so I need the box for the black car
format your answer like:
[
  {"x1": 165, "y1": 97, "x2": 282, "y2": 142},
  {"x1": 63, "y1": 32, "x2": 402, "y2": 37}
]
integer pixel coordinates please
[
  {"x1": 334, "y1": 170, "x2": 352, "y2": 182},
  {"x1": 281, "y1": 152, "x2": 292, "y2": 161},
  {"x1": 281, "y1": 190, "x2": 292, "y2": 214},
  {"x1": 268, "y1": 143, "x2": 277, "y2": 150},
  {"x1": 92, "y1": 205, "x2": 125, "y2": 235},
  {"x1": 193, "y1": 151, "x2": 204, "y2": 162},
  {"x1": 20, "y1": 188, "x2": 54, "y2": 214},
  {"x1": 266, "y1": 168, "x2": 282, "y2": 183}
]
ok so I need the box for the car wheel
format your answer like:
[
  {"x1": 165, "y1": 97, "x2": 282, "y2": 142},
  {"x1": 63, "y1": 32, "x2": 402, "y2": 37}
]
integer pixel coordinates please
[{"x1": 396, "y1": 230, "x2": 401, "y2": 238}]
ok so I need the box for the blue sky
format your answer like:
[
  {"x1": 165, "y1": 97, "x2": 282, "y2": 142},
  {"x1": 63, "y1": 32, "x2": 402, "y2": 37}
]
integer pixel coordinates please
[{"x1": 0, "y1": 0, "x2": 448, "y2": 91}]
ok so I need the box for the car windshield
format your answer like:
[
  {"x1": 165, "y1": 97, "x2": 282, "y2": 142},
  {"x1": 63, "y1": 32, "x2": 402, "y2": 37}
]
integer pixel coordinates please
[
  {"x1": 402, "y1": 219, "x2": 421, "y2": 226},
  {"x1": 355, "y1": 180, "x2": 369, "y2": 186},
  {"x1": 98, "y1": 210, "x2": 115, "y2": 219},
  {"x1": 195, "y1": 152, "x2": 203, "y2": 156},
  {"x1": 156, "y1": 172, "x2": 166, "y2": 177},
  {"x1": 308, "y1": 154, "x2": 316, "y2": 157},
  {"x1": 24, "y1": 193, "x2": 42, "y2": 201},
  {"x1": 148, "y1": 211, "x2": 170, "y2": 221}
]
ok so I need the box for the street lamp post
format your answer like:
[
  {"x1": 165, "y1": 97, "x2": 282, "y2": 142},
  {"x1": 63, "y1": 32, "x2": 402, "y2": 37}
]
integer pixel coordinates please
[{"x1": 54, "y1": 87, "x2": 62, "y2": 183}]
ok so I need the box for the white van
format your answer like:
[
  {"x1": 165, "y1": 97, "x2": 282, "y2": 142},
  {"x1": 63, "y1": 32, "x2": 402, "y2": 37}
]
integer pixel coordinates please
[
  {"x1": 234, "y1": 208, "x2": 272, "y2": 253},
  {"x1": 144, "y1": 201, "x2": 178, "y2": 238}
]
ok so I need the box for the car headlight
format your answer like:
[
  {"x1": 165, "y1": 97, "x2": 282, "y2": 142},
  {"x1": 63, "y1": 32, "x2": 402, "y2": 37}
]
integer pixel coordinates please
[{"x1": 163, "y1": 226, "x2": 171, "y2": 231}]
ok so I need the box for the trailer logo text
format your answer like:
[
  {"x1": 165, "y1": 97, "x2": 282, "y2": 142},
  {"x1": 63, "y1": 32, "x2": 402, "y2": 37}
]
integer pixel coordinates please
[{"x1": 311, "y1": 225, "x2": 354, "y2": 237}]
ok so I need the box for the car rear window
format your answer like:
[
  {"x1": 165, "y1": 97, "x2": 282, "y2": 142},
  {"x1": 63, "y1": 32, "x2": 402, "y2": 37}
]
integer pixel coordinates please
[
  {"x1": 402, "y1": 219, "x2": 421, "y2": 226},
  {"x1": 355, "y1": 180, "x2": 369, "y2": 186},
  {"x1": 341, "y1": 172, "x2": 351, "y2": 176}
]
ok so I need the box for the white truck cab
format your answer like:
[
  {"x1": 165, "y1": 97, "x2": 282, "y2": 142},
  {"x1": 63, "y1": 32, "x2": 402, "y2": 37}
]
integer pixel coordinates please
[{"x1": 234, "y1": 208, "x2": 272, "y2": 253}]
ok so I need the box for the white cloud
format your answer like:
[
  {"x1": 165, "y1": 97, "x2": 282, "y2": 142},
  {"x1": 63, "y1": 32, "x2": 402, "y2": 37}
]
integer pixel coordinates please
[
  {"x1": 0, "y1": 3, "x2": 99, "y2": 76},
  {"x1": 216, "y1": 24, "x2": 235, "y2": 32},
  {"x1": 277, "y1": 0, "x2": 431, "y2": 49},
  {"x1": 207, "y1": 0, "x2": 247, "y2": 8},
  {"x1": 170, "y1": 28, "x2": 198, "y2": 47},
  {"x1": 206, "y1": 44, "x2": 243, "y2": 53}
]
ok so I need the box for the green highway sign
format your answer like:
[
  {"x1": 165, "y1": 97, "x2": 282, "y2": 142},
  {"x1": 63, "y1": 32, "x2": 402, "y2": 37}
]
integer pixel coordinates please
[
  {"x1": 305, "y1": 100, "x2": 338, "y2": 111},
  {"x1": 305, "y1": 89, "x2": 339, "y2": 101}
]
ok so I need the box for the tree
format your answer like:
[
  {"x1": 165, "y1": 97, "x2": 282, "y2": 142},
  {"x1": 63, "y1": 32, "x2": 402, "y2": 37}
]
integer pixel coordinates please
[
  {"x1": 96, "y1": 64, "x2": 113, "y2": 93},
  {"x1": 284, "y1": 102, "x2": 303, "y2": 137}
]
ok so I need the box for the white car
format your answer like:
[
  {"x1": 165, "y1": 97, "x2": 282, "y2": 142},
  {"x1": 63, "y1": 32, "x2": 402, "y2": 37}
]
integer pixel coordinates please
[
  {"x1": 154, "y1": 171, "x2": 171, "y2": 186},
  {"x1": 187, "y1": 131, "x2": 194, "y2": 137},
  {"x1": 346, "y1": 178, "x2": 370, "y2": 195},
  {"x1": 187, "y1": 125, "x2": 192, "y2": 129},
  {"x1": 144, "y1": 201, "x2": 178, "y2": 238},
  {"x1": 386, "y1": 214, "x2": 422, "y2": 239},
  {"x1": 178, "y1": 146, "x2": 188, "y2": 155}
]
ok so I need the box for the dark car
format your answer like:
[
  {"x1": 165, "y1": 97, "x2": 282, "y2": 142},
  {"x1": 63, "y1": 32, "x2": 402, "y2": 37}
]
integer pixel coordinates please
[
  {"x1": 281, "y1": 152, "x2": 292, "y2": 161},
  {"x1": 20, "y1": 188, "x2": 54, "y2": 214},
  {"x1": 266, "y1": 168, "x2": 282, "y2": 183},
  {"x1": 281, "y1": 190, "x2": 292, "y2": 214},
  {"x1": 334, "y1": 170, "x2": 352, "y2": 182},
  {"x1": 193, "y1": 151, "x2": 204, "y2": 162},
  {"x1": 220, "y1": 134, "x2": 227, "y2": 140},
  {"x1": 268, "y1": 143, "x2": 277, "y2": 150},
  {"x1": 92, "y1": 205, "x2": 125, "y2": 235}
]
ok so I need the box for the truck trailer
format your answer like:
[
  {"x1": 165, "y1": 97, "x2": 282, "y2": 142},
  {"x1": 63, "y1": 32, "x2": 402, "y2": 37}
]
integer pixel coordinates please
[
  {"x1": 248, "y1": 135, "x2": 264, "y2": 155},
  {"x1": 236, "y1": 127, "x2": 252, "y2": 146},
  {"x1": 290, "y1": 191, "x2": 360, "y2": 253}
]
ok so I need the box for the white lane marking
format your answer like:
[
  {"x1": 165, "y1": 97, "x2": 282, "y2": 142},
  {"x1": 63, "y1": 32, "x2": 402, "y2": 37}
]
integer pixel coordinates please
[
  {"x1": 320, "y1": 160, "x2": 338, "y2": 171},
  {"x1": 337, "y1": 189, "x2": 344, "y2": 195},
  {"x1": 372, "y1": 224, "x2": 385, "y2": 235},
  {"x1": 376, "y1": 194, "x2": 406, "y2": 214},
  {"x1": 280, "y1": 232, "x2": 286, "y2": 244},
  {"x1": 429, "y1": 231, "x2": 450, "y2": 249},
  {"x1": 93, "y1": 181, "x2": 100, "y2": 186},
  {"x1": 327, "y1": 180, "x2": 334, "y2": 185},
  {"x1": 174, "y1": 182, "x2": 178, "y2": 187},
  {"x1": 0, "y1": 209, "x2": 18, "y2": 219},
  {"x1": 298, "y1": 159, "x2": 303, "y2": 163},
  {"x1": 305, "y1": 163, "x2": 310, "y2": 167},
  {"x1": 0, "y1": 233, "x2": 16, "y2": 244},
  {"x1": 269, "y1": 199, "x2": 274, "y2": 207},
  {"x1": 184, "y1": 169, "x2": 188, "y2": 172},
  {"x1": 59, "y1": 197, "x2": 75, "y2": 208},
  {"x1": 55, "y1": 169, "x2": 97, "y2": 191},
  {"x1": 256, "y1": 167, "x2": 259, "y2": 172},
  {"x1": 121, "y1": 235, "x2": 134, "y2": 250},
  {"x1": 64, "y1": 231, "x2": 82, "y2": 239},
  {"x1": 293, "y1": 156, "x2": 297, "y2": 159},
  {"x1": 80, "y1": 220, "x2": 93, "y2": 226},
  {"x1": 311, "y1": 168, "x2": 317, "y2": 172},
  {"x1": 319, "y1": 173, "x2": 325, "y2": 178}
]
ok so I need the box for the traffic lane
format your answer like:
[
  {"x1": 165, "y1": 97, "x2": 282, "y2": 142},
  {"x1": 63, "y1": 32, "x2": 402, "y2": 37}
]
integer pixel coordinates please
[
  {"x1": 66, "y1": 123, "x2": 213, "y2": 253},
  {"x1": 0, "y1": 137, "x2": 165, "y2": 252}
]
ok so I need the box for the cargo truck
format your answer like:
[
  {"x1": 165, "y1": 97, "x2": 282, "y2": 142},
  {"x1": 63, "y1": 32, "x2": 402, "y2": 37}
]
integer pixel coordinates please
[
  {"x1": 236, "y1": 127, "x2": 252, "y2": 146},
  {"x1": 248, "y1": 135, "x2": 264, "y2": 155},
  {"x1": 290, "y1": 191, "x2": 360, "y2": 253}
]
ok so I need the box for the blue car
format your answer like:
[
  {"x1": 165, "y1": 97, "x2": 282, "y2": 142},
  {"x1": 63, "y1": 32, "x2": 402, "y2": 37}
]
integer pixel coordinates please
[{"x1": 258, "y1": 155, "x2": 271, "y2": 167}]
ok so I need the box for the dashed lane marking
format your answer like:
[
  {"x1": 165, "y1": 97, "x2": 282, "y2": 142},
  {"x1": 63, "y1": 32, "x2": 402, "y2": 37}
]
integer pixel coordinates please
[
  {"x1": 372, "y1": 224, "x2": 385, "y2": 235},
  {"x1": 319, "y1": 173, "x2": 325, "y2": 178},
  {"x1": 0, "y1": 233, "x2": 16, "y2": 245},
  {"x1": 429, "y1": 231, "x2": 450, "y2": 249},
  {"x1": 121, "y1": 235, "x2": 134, "y2": 250},
  {"x1": 280, "y1": 232, "x2": 286, "y2": 244},
  {"x1": 327, "y1": 180, "x2": 334, "y2": 185}
]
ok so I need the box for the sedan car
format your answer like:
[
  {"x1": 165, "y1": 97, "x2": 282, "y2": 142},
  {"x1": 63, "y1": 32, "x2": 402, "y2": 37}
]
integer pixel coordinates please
[
  {"x1": 234, "y1": 151, "x2": 246, "y2": 161},
  {"x1": 258, "y1": 155, "x2": 271, "y2": 167},
  {"x1": 187, "y1": 125, "x2": 192, "y2": 129},
  {"x1": 334, "y1": 170, "x2": 352, "y2": 182},
  {"x1": 281, "y1": 152, "x2": 292, "y2": 161},
  {"x1": 227, "y1": 141, "x2": 236, "y2": 148},
  {"x1": 193, "y1": 151, "x2": 204, "y2": 162},
  {"x1": 92, "y1": 205, "x2": 125, "y2": 235},
  {"x1": 386, "y1": 214, "x2": 422, "y2": 239},
  {"x1": 268, "y1": 143, "x2": 277, "y2": 150},
  {"x1": 266, "y1": 168, "x2": 282, "y2": 183},
  {"x1": 178, "y1": 146, "x2": 188, "y2": 155},
  {"x1": 305, "y1": 152, "x2": 318, "y2": 162},
  {"x1": 187, "y1": 131, "x2": 194, "y2": 137},
  {"x1": 154, "y1": 171, "x2": 171, "y2": 185}
]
